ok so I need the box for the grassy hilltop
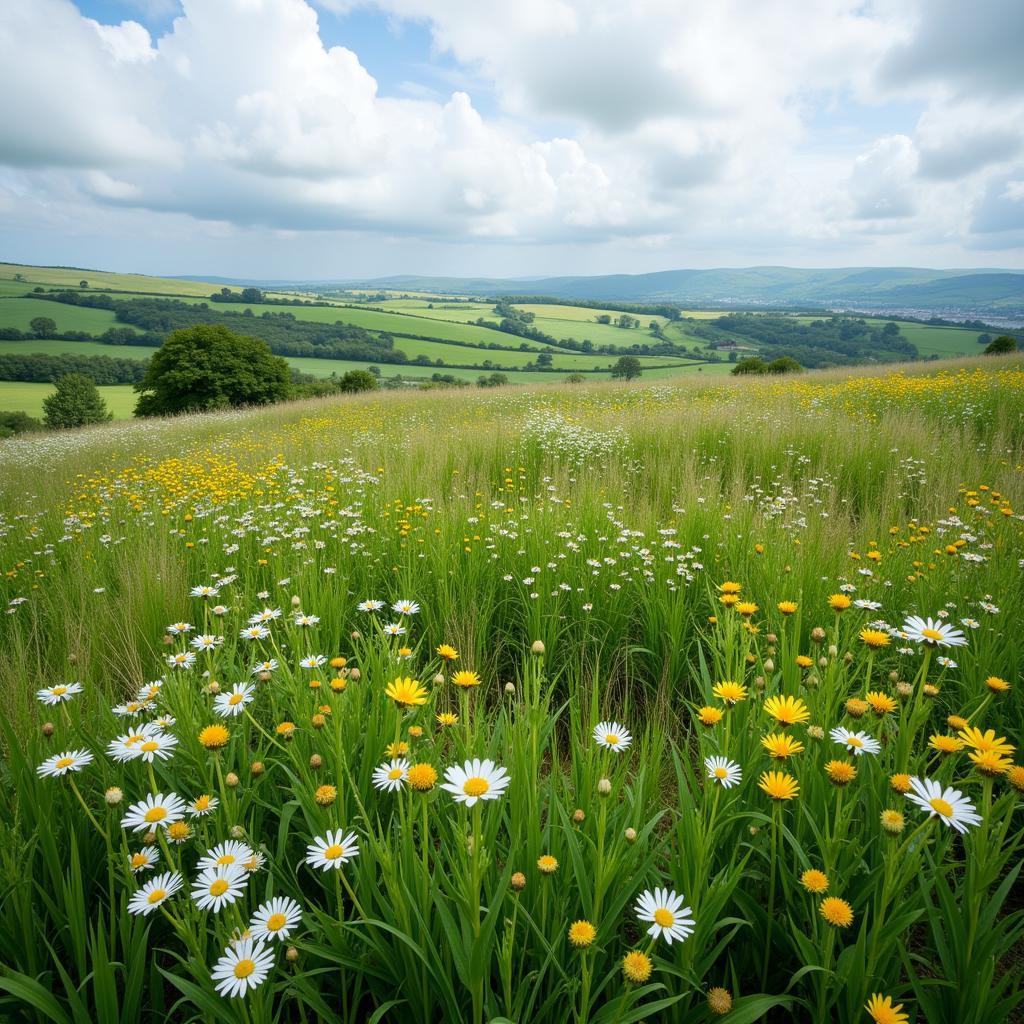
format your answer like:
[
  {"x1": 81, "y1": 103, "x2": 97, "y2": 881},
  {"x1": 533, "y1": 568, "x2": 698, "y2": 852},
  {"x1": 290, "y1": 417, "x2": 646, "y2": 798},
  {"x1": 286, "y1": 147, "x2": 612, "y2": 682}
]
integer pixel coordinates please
[{"x1": 0, "y1": 356, "x2": 1022, "y2": 1022}]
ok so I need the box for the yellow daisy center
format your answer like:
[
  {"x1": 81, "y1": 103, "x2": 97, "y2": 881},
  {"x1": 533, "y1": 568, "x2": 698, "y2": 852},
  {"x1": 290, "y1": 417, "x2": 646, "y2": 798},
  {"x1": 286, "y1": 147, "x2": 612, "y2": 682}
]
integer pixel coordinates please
[
  {"x1": 53, "y1": 686, "x2": 67, "y2": 695},
  {"x1": 323, "y1": 843, "x2": 344, "y2": 860},
  {"x1": 233, "y1": 959, "x2": 255, "y2": 979},
  {"x1": 217, "y1": 854, "x2": 235, "y2": 865},
  {"x1": 55, "y1": 757, "x2": 74, "y2": 769},
  {"x1": 921, "y1": 628, "x2": 943, "y2": 641},
  {"x1": 209, "y1": 879, "x2": 229, "y2": 897},
  {"x1": 147, "y1": 889, "x2": 166, "y2": 904},
  {"x1": 144, "y1": 807, "x2": 166, "y2": 823},
  {"x1": 714, "y1": 766, "x2": 728, "y2": 778},
  {"x1": 265, "y1": 913, "x2": 287, "y2": 931},
  {"x1": 387, "y1": 768, "x2": 403, "y2": 780},
  {"x1": 605, "y1": 733, "x2": 619, "y2": 745},
  {"x1": 193, "y1": 796, "x2": 211, "y2": 810},
  {"x1": 847, "y1": 736, "x2": 863, "y2": 748},
  {"x1": 653, "y1": 908, "x2": 674, "y2": 928},
  {"x1": 929, "y1": 797, "x2": 954, "y2": 817},
  {"x1": 463, "y1": 776, "x2": 490, "y2": 797},
  {"x1": 131, "y1": 854, "x2": 148, "y2": 868},
  {"x1": 140, "y1": 741, "x2": 159, "y2": 753},
  {"x1": 229, "y1": 693, "x2": 244, "y2": 705}
]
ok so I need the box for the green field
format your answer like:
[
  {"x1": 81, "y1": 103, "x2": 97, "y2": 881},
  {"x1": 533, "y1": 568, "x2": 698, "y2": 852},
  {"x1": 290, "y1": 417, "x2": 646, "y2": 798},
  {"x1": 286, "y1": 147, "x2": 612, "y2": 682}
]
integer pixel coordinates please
[
  {"x1": 0, "y1": 381, "x2": 137, "y2": 419},
  {"x1": 0, "y1": 262, "x2": 227, "y2": 298},
  {"x1": 0, "y1": 297, "x2": 138, "y2": 334}
]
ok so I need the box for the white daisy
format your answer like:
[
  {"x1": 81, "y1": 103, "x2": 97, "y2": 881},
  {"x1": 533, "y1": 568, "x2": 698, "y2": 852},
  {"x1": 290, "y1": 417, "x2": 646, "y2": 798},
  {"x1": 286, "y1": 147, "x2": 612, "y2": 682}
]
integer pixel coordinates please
[
  {"x1": 211, "y1": 937, "x2": 275, "y2": 999},
  {"x1": 704, "y1": 756, "x2": 742, "y2": 789},
  {"x1": 249, "y1": 896, "x2": 302, "y2": 942},
  {"x1": 593, "y1": 721, "x2": 632, "y2": 753},
  {"x1": 299, "y1": 655, "x2": 326, "y2": 669},
  {"x1": 293, "y1": 614, "x2": 320, "y2": 627},
  {"x1": 166, "y1": 651, "x2": 196, "y2": 670},
  {"x1": 107, "y1": 723, "x2": 163, "y2": 763},
  {"x1": 127, "y1": 872, "x2": 183, "y2": 916},
  {"x1": 357, "y1": 599, "x2": 384, "y2": 612},
  {"x1": 36, "y1": 749, "x2": 94, "y2": 778},
  {"x1": 214, "y1": 683, "x2": 255, "y2": 718},
  {"x1": 211, "y1": 605, "x2": 230, "y2": 616},
  {"x1": 905, "y1": 777, "x2": 982, "y2": 834},
  {"x1": 240, "y1": 625, "x2": 270, "y2": 641},
  {"x1": 128, "y1": 848, "x2": 160, "y2": 874},
  {"x1": 151, "y1": 714, "x2": 176, "y2": 729},
  {"x1": 251, "y1": 659, "x2": 278, "y2": 676},
  {"x1": 440, "y1": 759, "x2": 511, "y2": 807},
  {"x1": 166, "y1": 622, "x2": 194, "y2": 635},
  {"x1": 191, "y1": 863, "x2": 248, "y2": 912},
  {"x1": 371, "y1": 758, "x2": 410, "y2": 792},
  {"x1": 136, "y1": 680, "x2": 163, "y2": 702},
  {"x1": 121, "y1": 793, "x2": 187, "y2": 833},
  {"x1": 129, "y1": 731, "x2": 179, "y2": 763},
  {"x1": 190, "y1": 634, "x2": 224, "y2": 651},
  {"x1": 392, "y1": 600, "x2": 420, "y2": 615},
  {"x1": 249, "y1": 607, "x2": 282, "y2": 624},
  {"x1": 830, "y1": 726, "x2": 881, "y2": 756},
  {"x1": 382, "y1": 622, "x2": 406, "y2": 636},
  {"x1": 242, "y1": 851, "x2": 266, "y2": 873},
  {"x1": 305, "y1": 829, "x2": 360, "y2": 871},
  {"x1": 190, "y1": 585, "x2": 220, "y2": 598},
  {"x1": 36, "y1": 682, "x2": 83, "y2": 705},
  {"x1": 901, "y1": 615, "x2": 967, "y2": 648},
  {"x1": 187, "y1": 794, "x2": 220, "y2": 818},
  {"x1": 197, "y1": 840, "x2": 254, "y2": 872},
  {"x1": 635, "y1": 887, "x2": 696, "y2": 944}
]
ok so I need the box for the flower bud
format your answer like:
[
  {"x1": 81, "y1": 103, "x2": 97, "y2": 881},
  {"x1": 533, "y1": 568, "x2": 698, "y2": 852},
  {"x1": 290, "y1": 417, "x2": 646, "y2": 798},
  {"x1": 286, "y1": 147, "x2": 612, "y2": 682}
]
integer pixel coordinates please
[
  {"x1": 531, "y1": 640, "x2": 545, "y2": 656},
  {"x1": 433, "y1": 673, "x2": 445, "y2": 686},
  {"x1": 142, "y1": 830, "x2": 157, "y2": 846},
  {"x1": 286, "y1": 946, "x2": 299, "y2": 963},
  {"x1": 504, "y1": 681, "x2": 515, "y2": 694},
  {"x1": 291, "y1": 595, "x2": 301, "y2": 608},
  {"x1": 624, "y1": 827, "x2": 637, "y2": 843},
  {"x1": 207, "y1": 679, "x2": 220, "y2": 694},
  {"x1": 104, "y1": 786, "x2": 123, "y2": 806},
  {"x1": 597, "y1": 778, "x2": 611, "y2": 796},
  {"x1": 311, "y1": 714, "x2": 326, "y2": 729},
  {"x1": 818, "y1": 656, "x2": 828, "y2": 669},
  {"x1": 310, "y1": 754, "x2": 322, "y2": 769},
  {"x1": 510, "y1": 872, "x2": 527, "y2": 891},
  {"x1": 225, "y1": 772, "x2": 240, "y2": 788},
  {"x1": 811, "y1": 627, "x2": 826, "y2": 644},
  {"x1": 230, "y1": 824, "x2": 246, "y2": 839},
  {"x1": 843, "y1": 652, "x2": 854, "y2": 665},
  {"x1": 349, "y1": 668, "x2": 361, "y2": 681},
  {"x1": 250, "y1": 761, "x2": 264, "y2": 777},
  {"x1": 763, "y1": 659, "x2": 775, "y2": 673},
  {"x1": 572, "y1": 808, "x2": 585, "y2": 825},
  {"x1": 41, "y1": 722, "x2": 54, "y2": 737},
  {"x1": 766, "y1": 634, "x2": 777, "y2": 645},
  {"x1": 351, "y1": 631, "x2": 361, "y2": 640},
  {"x1": 828, "y1": 644, "x2": 838, "y2": 658}
]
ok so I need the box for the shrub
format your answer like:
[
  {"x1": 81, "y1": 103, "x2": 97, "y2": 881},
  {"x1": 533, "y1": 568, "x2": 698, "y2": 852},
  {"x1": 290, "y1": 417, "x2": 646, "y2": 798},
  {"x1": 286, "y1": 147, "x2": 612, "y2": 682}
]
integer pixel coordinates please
[{"x1": 42, "y1": 373, "x2": 112, "y2": 429}]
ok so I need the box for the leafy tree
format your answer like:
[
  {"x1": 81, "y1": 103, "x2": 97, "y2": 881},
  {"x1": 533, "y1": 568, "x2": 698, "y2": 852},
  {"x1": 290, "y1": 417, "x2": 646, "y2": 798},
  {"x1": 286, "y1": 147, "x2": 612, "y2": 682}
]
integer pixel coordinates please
[
  {"x1": 0, "y1": 410, "x2": 43, "y2": 438},
  {"x1": 536, "y1": 351, "x2": 553, "y2": 367},
  {"x1": 611, "y1": 355, "x2": 642, "y2": 380},
  {"x1": 595, "y1": 314, "x2": 612, "y2": 325},
  {"x1": 133, "y1": 324, "x2": 291, "y2": 416},
  {"x1": 767, "y1": 356, "x2": 803, "y2": 374},
  {"x1": 731, "y1": 356, "x2": 768, "y2": 375},
  {"x1": 882, "y1": 321, "x2": 900, "y2": 337},
  {"x1": 977, "y1": 333, "x2": 992, "y2": 346},
  {"x1": 564, "y1": 373, "x2": 585, "y2": 384},
  {"x1": 30, "y1": 316, "x2": 57, "y2": 338},
  {"x1": 477, "y1": 372, "x2": 508, "y2": 388},
  {"x1": 985, "y1": 335, "x2": 1017, "y2": 354},
  {"x1": 42, "y1": 373, "x2": 112, "y2": 429},
  {"x1": 79, "y1": 280, "x2": 89, "y2": 288},
  {"x1": 337, "y1": 369, "x2": 379, "y2": 393}
]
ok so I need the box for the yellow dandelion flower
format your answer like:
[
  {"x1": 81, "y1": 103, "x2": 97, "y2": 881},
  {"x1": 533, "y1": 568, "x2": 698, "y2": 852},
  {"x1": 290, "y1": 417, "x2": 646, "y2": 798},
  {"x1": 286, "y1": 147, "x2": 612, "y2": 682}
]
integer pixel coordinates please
[
  {"x1": 622, "y1": 950, "x2": 653, "y2": 983},
  {"x1": 860, "y1": 628, "x2": 890, "y2": 649},
  {"x1": 865, "y1": 993, "x2": 909, "y2": 1024},
  {"x1": 761, "y1": 732, "x2": 805, "y2": 759},
  {"x1": 712, "y1": 680, "x2": 748, "y2": 705},
  {"x1": 763, "y1": 695, "x2": 809, "y2": 726},
  {"x1": 697, "y1": 706, "x2": 723, "y2": 726},
  {"x1": 828, "y1": 594, "x2": 852, "y2": 612},
  {"x1": 568, "y1": 920, "x2": 596, "y2": 948},
  {"x1": 825, "y1": 760, "x2": 857, "y2": 786},
  {"x1": 820, "y1": 897, "x2": 853, "y2": 927},
  {"x1": 865, "y1": 691, "x2": 898, "y2": 716},
  {"x1": 385, "y1": 676, "x2": 428, "y2": 708},
  {"x1": 759, "y1": 770, "x2": 799, "y2": 801},
  {"x1": 800, "y1": 869, "x2": 828, "y2": 894},
  {"x1": 452, "y1": 670, "x2": 481, "y2": 689},
  {"x1": 199, "y1": 725, "x2": 230, "y2": 750}
]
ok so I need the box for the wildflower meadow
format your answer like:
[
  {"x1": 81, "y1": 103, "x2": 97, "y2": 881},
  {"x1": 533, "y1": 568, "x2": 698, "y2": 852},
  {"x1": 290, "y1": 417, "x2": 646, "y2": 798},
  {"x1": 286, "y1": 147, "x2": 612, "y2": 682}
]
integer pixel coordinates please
[{"x1": 1, "y1": 358, "x2": 1022, "y2": 1023}]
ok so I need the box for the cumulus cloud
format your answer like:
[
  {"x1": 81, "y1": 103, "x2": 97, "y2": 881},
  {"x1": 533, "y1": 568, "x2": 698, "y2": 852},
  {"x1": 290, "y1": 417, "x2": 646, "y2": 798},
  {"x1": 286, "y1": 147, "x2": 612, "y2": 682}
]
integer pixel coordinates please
[{"x1": 0, "y1": 0, "x2": 1021, "y2": 270}]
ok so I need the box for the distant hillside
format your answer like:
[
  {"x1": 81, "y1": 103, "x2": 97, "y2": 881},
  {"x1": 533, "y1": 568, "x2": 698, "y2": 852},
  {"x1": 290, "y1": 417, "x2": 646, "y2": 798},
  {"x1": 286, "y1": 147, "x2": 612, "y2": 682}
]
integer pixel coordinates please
[{"x1": 335, "y1": 267, "x2": 1024, "y2": 313}]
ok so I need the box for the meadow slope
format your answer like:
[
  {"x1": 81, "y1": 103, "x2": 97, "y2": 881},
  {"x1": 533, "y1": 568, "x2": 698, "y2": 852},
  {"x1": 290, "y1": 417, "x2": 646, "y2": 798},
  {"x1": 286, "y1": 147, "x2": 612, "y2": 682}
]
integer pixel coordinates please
[{"x1": 0, "y1": 358, "x2": 1022, "y2": 1023}]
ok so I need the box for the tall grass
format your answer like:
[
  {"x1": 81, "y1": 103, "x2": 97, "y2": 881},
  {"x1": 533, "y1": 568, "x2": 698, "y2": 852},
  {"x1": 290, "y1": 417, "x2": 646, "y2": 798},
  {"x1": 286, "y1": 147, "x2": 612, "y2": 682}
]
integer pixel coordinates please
[{"x1": 0, "y1": 357, "x2": 1022, "y2": 1022}]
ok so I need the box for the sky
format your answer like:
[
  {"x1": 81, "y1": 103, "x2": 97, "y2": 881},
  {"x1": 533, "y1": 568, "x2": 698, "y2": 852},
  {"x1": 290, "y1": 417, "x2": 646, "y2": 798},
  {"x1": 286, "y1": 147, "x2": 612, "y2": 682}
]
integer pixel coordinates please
[{"x1": 0, "y1": 0, "x2": 1023, "y2": 281}]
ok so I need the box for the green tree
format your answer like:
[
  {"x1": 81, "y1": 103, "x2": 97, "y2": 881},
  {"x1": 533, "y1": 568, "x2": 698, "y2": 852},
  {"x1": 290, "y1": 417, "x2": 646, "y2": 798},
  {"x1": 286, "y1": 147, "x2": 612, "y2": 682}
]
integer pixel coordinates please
[
  {"x1": 133, "y1": 324, "x2": 291, "y2": 416},
  {"x1": 30, "y1": 316, "x2": 57, "y2": 338},
  {"x1": 337, "y1": 369, "x2": 379, "y2": 393},
  {"x1": 766, "y1": 356, "x2": 803, "y2": 374},
  {"x1": 731, "y1": 356, "x2": 769, "y2": 375},
  {"x1": 42, "y1": 374, "x2": 112, "y2": 429},
  {"x1": 0, "y1": 410, "x2": 43, "y2": 438},
  {"x1": 984, "y1": 335, "x2": 1017, "y2": 355},
  {"x1": 611, "y1": 355, "x2": 642, "y2": 380},
  {"x1": 564, "y1": 373, "x2": 585, "y2": 384},
  {"x1": 79, "y1": 280, "x2": 89, "y2": 288}
]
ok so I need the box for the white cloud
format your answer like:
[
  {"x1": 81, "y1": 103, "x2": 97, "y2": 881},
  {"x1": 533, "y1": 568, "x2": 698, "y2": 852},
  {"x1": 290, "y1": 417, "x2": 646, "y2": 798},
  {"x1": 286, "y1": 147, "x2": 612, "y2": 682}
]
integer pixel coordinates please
[{"x1": 0, "y1": 0, "x2": 1020, "y2": 271}]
